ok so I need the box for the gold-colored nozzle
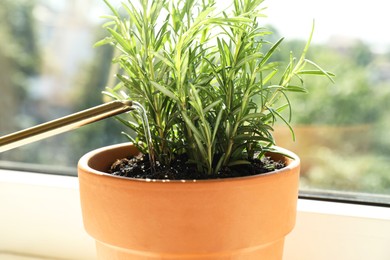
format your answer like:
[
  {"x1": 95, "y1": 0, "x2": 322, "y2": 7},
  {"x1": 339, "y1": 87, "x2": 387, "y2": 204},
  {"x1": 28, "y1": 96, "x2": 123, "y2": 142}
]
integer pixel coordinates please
[{"x1": 0, "y1": 100, "x2": 133, "y2": 153}]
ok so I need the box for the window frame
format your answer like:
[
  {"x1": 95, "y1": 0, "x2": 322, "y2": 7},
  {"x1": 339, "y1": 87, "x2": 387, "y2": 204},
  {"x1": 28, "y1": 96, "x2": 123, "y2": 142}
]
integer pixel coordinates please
[
  {"x1": 1, "y1": 168, "x2": 390, "y2": 260},
  {"x1": 2, "y1": 161, "x2": 389, "y2": 207},
  {"x1": 2, "y1": 0, "x2": 390, "y2": 204},
  {"x1": 299, "y1": 190, "x2": 390, "y2": 207}
]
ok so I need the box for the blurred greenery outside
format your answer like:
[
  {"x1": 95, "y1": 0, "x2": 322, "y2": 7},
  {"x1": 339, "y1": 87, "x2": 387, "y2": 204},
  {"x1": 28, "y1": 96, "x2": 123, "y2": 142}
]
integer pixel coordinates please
[{"x1": 1, "y1": 0, "x2": 390, "y2": 196}]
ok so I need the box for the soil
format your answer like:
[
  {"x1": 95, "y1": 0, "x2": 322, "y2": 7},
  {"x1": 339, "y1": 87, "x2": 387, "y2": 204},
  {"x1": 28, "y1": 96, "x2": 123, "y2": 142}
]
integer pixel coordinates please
[{"x1": 108, "y1": 153, "x2": 285, "y2": 180}]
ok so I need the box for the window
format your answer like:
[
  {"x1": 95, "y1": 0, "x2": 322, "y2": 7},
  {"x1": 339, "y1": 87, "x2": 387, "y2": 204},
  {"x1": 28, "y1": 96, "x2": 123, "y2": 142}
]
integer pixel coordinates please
[
  {"x1": 0, "y1": 0, "x2": 389, "y2": 204},
  {"x1": 268, "y1": 0, "x2": 390, "y2": 202},
  {"x1": 0, "y1": 0, "x2": 127, "y2": 174}
]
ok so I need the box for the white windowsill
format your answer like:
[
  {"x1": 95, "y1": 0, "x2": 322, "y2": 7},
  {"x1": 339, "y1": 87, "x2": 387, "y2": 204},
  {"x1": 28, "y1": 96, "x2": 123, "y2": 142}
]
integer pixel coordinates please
[{"x1": 1, "y1": 169, "x2": 390, "y2": 260}]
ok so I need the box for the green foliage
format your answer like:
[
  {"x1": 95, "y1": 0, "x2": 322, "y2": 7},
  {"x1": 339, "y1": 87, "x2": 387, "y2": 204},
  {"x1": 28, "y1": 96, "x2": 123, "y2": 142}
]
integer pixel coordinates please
[
  {"x1": 0, "y1": 0, "x2": 40, "y2": 134},
  {"x1": 99, "y1": 0, "x2": 331, "y2": 175},
  {"x1": 281, "y1": 41, "x2": 384, "y2": 125}
]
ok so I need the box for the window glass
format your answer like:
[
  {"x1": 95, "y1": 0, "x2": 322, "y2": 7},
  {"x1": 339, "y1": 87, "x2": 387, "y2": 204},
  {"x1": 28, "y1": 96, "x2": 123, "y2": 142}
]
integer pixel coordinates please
[
  {"x1": 0, "y1": 0, "x2": 127, "y2": 173},
  {"x1": 268, "y1": 0, "x2": 390, "y2": 197},
  {"x1": 0, "y1": 0, "x2": 389, "y2": 200}
]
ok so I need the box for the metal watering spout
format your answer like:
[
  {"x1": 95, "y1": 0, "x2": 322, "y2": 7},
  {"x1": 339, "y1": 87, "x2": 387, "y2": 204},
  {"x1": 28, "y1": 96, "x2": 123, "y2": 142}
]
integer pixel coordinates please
[{"x1": 0, "y1": 100, "x2": 134, "y2": 153}]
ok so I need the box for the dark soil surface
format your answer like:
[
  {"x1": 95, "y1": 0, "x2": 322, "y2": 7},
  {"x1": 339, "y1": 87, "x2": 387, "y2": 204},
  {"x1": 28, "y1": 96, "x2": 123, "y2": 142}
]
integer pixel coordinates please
[{"x1": 108, "y1": 153, "x2": 285, "y2": 180}]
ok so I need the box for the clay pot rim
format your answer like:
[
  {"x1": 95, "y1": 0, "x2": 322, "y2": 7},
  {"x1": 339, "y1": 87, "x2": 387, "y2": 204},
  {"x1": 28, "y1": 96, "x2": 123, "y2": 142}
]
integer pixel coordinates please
[{"x1": 78, "y1": 142, "x2": 300, "y2": 183}]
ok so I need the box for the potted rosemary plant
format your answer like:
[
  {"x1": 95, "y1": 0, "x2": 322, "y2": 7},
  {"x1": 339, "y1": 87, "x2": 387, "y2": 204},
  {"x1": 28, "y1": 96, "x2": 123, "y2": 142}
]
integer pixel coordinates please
[{"x1": 78, "y1": 0, "x2": 332, "y2": 259}]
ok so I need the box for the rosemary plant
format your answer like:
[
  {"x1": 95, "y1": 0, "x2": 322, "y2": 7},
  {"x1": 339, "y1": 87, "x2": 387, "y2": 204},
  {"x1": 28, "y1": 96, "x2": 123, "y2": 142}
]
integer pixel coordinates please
[{"x1": 98, "y1": 0, "x2": 332, "y2": 175}]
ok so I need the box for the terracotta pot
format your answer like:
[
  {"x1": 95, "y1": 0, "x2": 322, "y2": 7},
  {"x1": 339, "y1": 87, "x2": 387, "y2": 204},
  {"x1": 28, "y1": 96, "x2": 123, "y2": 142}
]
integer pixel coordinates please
[{"x1": 78, "y1": 143, "x2": 300, "y2": 260}]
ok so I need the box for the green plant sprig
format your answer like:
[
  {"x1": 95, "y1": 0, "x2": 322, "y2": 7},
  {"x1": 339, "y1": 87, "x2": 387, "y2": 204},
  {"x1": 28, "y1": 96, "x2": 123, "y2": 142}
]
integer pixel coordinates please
[{"x1": 98, "y1": 0, "x2": 333, "y2": 175}]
